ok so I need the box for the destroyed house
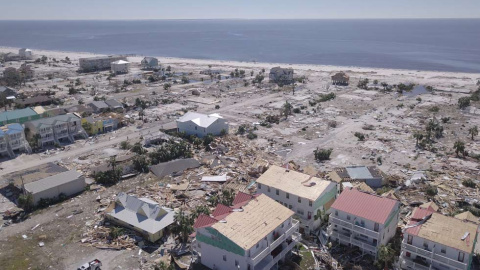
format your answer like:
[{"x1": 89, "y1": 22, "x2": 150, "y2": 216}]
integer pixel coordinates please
[
  {"x1": 105, "y1": 193, "x2": 175, "y2": 242},
  {"x1": 269, "y1": 67, "x2": 294, "y2": 84},
  {"x1": 329, "y1": 165, "x2": 385, "y2": 190},
  {"x1": 141, "y1": 57, "x2": 159, "y2": 69},
  {"x1": 331, "y1": 72, "x2": 350, "y2": 85},
  {"x1": 400, "y1": 208, "x2": 479, "y2": 270},
  {"x1": 176, "y1": 112, "x2": 228, "y2": 138},
  {"x1": 256, "y1": 165, "x2": 337, "y2": 233},
  {"x1": 193, "y1": 193, "x2": 301, "y2": 270},
  {"x1": 328, "y1": 188, "x2": 400, "y2": 256}
]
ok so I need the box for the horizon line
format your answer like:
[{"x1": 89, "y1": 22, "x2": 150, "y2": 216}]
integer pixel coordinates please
[{"x1": 1, "y1": 17, "x2": 480, "y2": 21}]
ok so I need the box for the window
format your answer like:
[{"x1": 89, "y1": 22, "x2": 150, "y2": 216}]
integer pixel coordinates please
[
  {"x1": 256, "y1": 243, "x2": 259, "y2": 248},
  {"x1": 335, "y1": 210, "x2": 338, "y2": 216},
  {"x1": 276, "y1": 189, "x2": 279, "y2": 195},
  {"x1": 307, "y1": 211, "x2": 312, "y2": 220},
  {"x1": 284, "y1": 203, "x2": 287, "y2": 207},
  {"x1": 423, "y1": 241, "x2": 428, "y2": 250},
  {"x1": 267, "y1": 187, "x2": 270, "y2": 192},
  {"x1": 309, "y1": 201, "x2": 313, "y2": 207},
  {"x1": 458, "y1": 252, "x2": 465, "y2": 262},
  {"x1": 195, "y1": 126, "x2": 197, "y2": 130},
  {"x1": 347, "y1": 215, "x2": 351, "y2": 221},
  {"x1": 407, "y1": 235, "x2": 413, "y2": 245},
  {"x1": 223, "y1": 255, "x2": 227, "y2": 261},
  {"x1": 441, "y1": 246, "x2": 446, "y2": 254},
  {"x1": 235, "y1": 260, "x2": 239, "y2": 267},
  {"x1": 298, "y1": 197, "x2": 301, "y2": 203},
  {"x1": 289, "y1": 205, "x2": 292, "y2": 209},
  {"x1": 286, "y1": 193, "x2": 289, "y2": 199},
  {"x1": 297, "y1": 209, "x2": 304, "y2": 215},
  {"x1": 374, "y1": 223, "x2": 379, "y2": 232},
  {"x1": 258, "y1": 183, "x2": 261, "y2": 189}
]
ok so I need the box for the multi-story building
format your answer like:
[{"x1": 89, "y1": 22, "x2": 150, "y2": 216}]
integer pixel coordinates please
[
  {"x1": 328, "y1": 188, "x2": 400, "y2": 256},
  {"x1": 25, "y1": 114, "x2": 87, "y2": 147},
  {"x1": 79, "y1": 55, "x2": 127, "y2": 72},
  {"x1": 400, "y1": 207, "x2": 479, "y2": 270},
  {"x1": 193, "y1": 193, "x2": 301, "y2": 270},
  {"x1": 256, "y1": 165, "x2": 337, "y2": 234},
  {"x1": 0, "y1": 107, "x2": 41, "y2": 126},
  {"x1": 0, "y1": 123, "x2": 31, "y2": 157}
]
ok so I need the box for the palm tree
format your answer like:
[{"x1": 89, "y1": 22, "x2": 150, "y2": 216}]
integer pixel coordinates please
[
  {"x1": 376, "y1": 244, "x2": 395, "y2": 270},
  {"x1": 413, "y1": 131, "x2": 424, "y2": 147},
  {"x1": 469, "y1": 126, "x2": 478, "y2": 140},
  {"x1": 454, "y1": 140, "x2": 466, "y2": 157},
  {"x1": 172, "y1": 209, "x2": 193, "y2": 244},
  {"x1": 191, "y1": 205, "x2": 211, "y2": 219}
]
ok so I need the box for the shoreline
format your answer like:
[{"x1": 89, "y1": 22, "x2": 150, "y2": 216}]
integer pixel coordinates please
[{"x1": 1, "y1": 46, "x2": 479, "y2": 81}]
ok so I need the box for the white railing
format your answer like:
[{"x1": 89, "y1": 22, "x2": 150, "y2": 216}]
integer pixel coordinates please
[
  {"x1": 351, "y1": 238, "x2": 377, "y2": 253},
  {"x1": 432, "y1": 253, "x2": 468, "y2": 270},
  {"x1": 259, "y1": 240, "x2": 297, "y2": 270},
  {"x1": 401, "y1": 256, "x2": 430, "y2": 270},
  {"x1": 402, "y1": 242, "x2": 433, "y2": 258},
  {"x1": 330, "y1": 216, "x2": 353, "y2": 229},
  {"x1": 353, "y1": 223, "x2": 379, "y2": 238},
  {"x1": 402, "y1": 242, "x2": 468, "y2": 270}
]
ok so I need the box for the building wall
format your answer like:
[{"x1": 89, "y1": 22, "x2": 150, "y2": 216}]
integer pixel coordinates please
[
  {"x1": 106, "y1": 214, "x2": 164, "y2": 242},
  {"x1": 177, "y1": 118, "x2": 228, "y2": 138},
  {"x1": 79, "y1": 56, "x2": 127, "y2": 72},
  {"x1": 257, "y1": 182, "x2": 337, "y2": 230},
  {"x1": 30, "y1": 176, "x2": 86, "y2": 204},
  {"x1": 81, "y1": 118, "x2": 103, "y2": 135},
  {"x1": 111, "y1": 63, "x2": 129, "y2": 74}
]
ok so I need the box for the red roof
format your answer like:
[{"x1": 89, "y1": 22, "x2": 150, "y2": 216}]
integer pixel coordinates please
[
  {"x1": 193, "y1": 214, "x2": 218, "y2": 229},
  {"x1": 331, "y1": 188, "x2": 399, "y2": 224},
  {"x1": 212, "y1": 204, "x2": 233, "y2": 220},
  {"x1": 405, "y1": 207, "x2": 435, "y2": 236},
  {"x1": 232, "y1": 191, "x2": 255, "y2": 208}
]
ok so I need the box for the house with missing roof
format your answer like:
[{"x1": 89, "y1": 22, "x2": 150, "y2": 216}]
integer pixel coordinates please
[
  {"x1": 141, "y1": 57, "x2": 159, "y2": 70},
  {"x1": 400, "y1": 207, "x2": 479, "y2": 270},
  {"x1": 23, "y1": 170, "x2": 86, "y2": 205},
  {"x1": 328, "y1": 188, "x2": 400, "y2": 256},
  {"x1": 105, "y1": 192, "x2": 175, "y2": 242},
  {"x1": 0, "y1": 124, "x2": 31, "y2": 157},
  {"x1": 193, "y1": 193, "x2": 301, "y2": 270},
  {"x1": 269, "y1": 67, "x2": 294, "y2": 84},
  {"x1": 176, "y1": 112, "x2": 228, "y2": 138},
  {"x1": 328, "y1": 165, "x2": 386, "y2": 190},
  {"x1": 24, "y1": 114, "x2": 88, "y2": 147},
  {"x1": 256, "y1": 165, "x2": 337, "y2": 234}
]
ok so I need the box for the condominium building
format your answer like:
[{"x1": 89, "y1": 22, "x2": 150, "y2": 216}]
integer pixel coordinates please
[
  {"x1": 0, "y1": 123, "x2": 31, "y2": 157},
  {"x1": 24, "y1": 114, "x2": 87, "y2": 147},
  {"x1": 328, "y1": 188, "x2": 400, "y2": 256},
  {"x1": 256, "y1": 165, "x2": 337, "y2": 234},
  {"x1": 193, "y1": 193, "x2": 301, "y2": 270},
  {"x1": 400, "y1": 207, "x2": 478, "y2": 270}
]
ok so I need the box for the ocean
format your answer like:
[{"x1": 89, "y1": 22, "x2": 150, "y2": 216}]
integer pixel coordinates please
[{"x1": 0, "y1": 19, "x2": 479, "y2": 73}]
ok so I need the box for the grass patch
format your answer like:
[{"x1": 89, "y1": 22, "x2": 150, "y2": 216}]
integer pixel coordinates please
[{"x1": 293, "y1": 244, "x2": 316, "y2": 270}]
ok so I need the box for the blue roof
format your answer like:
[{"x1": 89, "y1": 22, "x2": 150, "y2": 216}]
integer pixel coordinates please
[
  {"x1": 0, "y1": 123, "x2": 24, "y2": 136},
  {"x1": 0, "y1": 108, "x2": 38, "y2": 122}
]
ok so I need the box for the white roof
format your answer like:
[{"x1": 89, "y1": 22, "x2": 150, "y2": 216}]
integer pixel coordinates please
[
  {"x1": 177, "y1": 112, "x2": 223, "y2": 128},
  {"x1": 24, "y1": 170, "x2": 83, "y2": 194},
  {"x1": 107, "y1": 192, "x2": 174, "y2": 234},
  {"x1": 111, "y1": 60, "x2": 130, "y2": 65}
]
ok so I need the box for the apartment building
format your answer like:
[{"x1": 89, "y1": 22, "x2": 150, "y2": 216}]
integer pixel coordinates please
[
  {"x1": 328, "y1": 188, "x2": 400, "y2": 256},
  {"x1": 0, "y1": 123, "x2": 31, "y2": 157},
  {"x1": 25, "y1": 114, "x2": 87, "y2": 147},
  {"x1": 256, "y1": 165, "x2": 337, "y2": 234},
  {"x1": 400, "y1": 207, "x2": 479, "y2": 270},
  {"x1": 193, "y1": 193, "x2": 301, "y2": 270}
]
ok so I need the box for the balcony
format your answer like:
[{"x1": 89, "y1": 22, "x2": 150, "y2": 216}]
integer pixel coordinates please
[
  {"x1": 400, "y1": 254, "x2": 430, "y2": 270},
  {"x1": 250, "y1": 220, "x2": 300, "y2": 265},
  {"x1": 330, "y1": 216, "x2": 379, "y2": 239},
  {"x1": 255, "y1": 239, "x2": 298, "y2": 270},
  {"x1": 401, "y1": 242, "x2": 468, "y2": 270},
  {"x1": 351, "y1": 238, "x2": 377, "y2": 254},
  {"x1": 432, "y1": 253, "x2": 468, "y2": 270},
  {"x1": 402, "y1": 242, "x2": 433, "y2": 258}
]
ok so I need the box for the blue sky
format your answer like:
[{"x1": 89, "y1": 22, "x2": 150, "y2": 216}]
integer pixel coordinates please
[{"x1": 1, "y1": 0, "x2": 480, "y2": 20}]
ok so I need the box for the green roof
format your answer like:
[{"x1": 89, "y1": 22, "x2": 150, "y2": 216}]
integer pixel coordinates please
[{"x1": 0, "y1": 108, "x2": 38, "y2": 123}]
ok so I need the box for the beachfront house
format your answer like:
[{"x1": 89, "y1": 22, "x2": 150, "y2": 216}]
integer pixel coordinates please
[
  {"x1": 87, "y1": 101, "x2": 109, "y2": 113},
  {"x1": 176, "y1": 112, "x2": 228, "y2": 138},
  {"x1": 111, "y1": 60, "x2": 130, "y2": 74},
  {"x1": 256, "y1": 165, "x2": 337, "y2": 234},
  {"x1": 269, "y1": 67, "x2": 294, "y2": 84},
  {"x1": 105, "y1": 99, "x2": 124, "y2": 112},
  {"x1": 24, "y1": 114, "x2": 87, "y2": 147},
  {"x1": 331, "y1": 72, "x2": 350, "y2": 85},
  {"x1": 193, "y1": 193, "x2": 301, "y2": 270},
  {"x1": 328, "y1": 165, "x2": 386, "y2": 191},
  {"x1": 0, "y1": 107, "x2": 41, "y2": 126},
  {"x1": 23, "y1": 170, "x2": 86, "y2": 205},
  {"x1": 0, "y1": 123, "x2": 31, "y2": 157},
  {"x1": 79, "y1": 55, "x2": 127, "y2": 72},
  {"x1": 141, "y1": 57, "x2": 159, "y2": 70},
  {"x1": 400, "y1": 207, "x2": 479, "y2": 270},
  {"x1": 105, "y1": 192, "x2": 175, "y2": 242},
  {"x1": 328, "y1": 188, "x2": 400, "y2": 256},
  {"x1": 19, "y1": 48, "x2": 33, "y2": 60}
]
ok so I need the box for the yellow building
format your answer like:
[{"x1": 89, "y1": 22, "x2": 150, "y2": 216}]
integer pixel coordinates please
[{"x1": 81, "y1": 116, "x2": 103, "y2": 135}]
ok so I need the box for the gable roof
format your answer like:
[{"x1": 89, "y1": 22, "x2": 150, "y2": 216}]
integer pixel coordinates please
[
  {"x1": 88, "y1": 101, "x2": 109, "y2": 110},
  {"x1": 24, "y1": 170, "x2": 83, "y2": 194},
  {"x1": 26, "y1": 114, "x2": 80, "y2": 128},
  {"x1": 194, "y1": 214, "x2": 218, "y2": 229},
  {"x1": 212, "y1": 204, "x2": 233, "y2": 220},
  {"x1": 455, "y1": 211, "x2": 479, "y2": 224},
  {"x1": 256, "y1": 165, "x2": 334, "y2": 201},
  {"x1": 331, "y1": 188, "x2": 399, "y2": 224},
  {"x1": 406, "y1": 208, "x2": 478, "y2": 253},
  {"x1": 177, "y1": 112, "x2": 223, "y2": 128},
  {"x1": 232, "y1": 191, "x2": 256, "y2": 208},
  {"x1": 420, "y1": 201, "x2": 439, "y2": 212},
  {"x1": 105, "y1": 99, "x2": 123, "y2": 108},
  {"x1": 0, "y1": 108, "x2": 38, "y2": 123},
  {"x1": 107, "y1": 192, "x2": 175, "y2": 234},
  {"x1": 142, "y1": 57, "x2": 158, "y2": 65},
  {"x1": 0, "y1": 123, "x2": 24, "y2": 136},
  {"x1": 210, "y1": 194, "x2": 294, "y2": 250},
  {"x1": 0, "y1": 86, "x2": 17, "y2": 94}
]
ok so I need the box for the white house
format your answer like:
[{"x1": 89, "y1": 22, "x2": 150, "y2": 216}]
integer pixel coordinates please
[
  {"x1": 111, "y1": 60, "x2": 130, "y2": 74},
  {"x1": 19, "y1": 48, "x2": 33, "y2": 60},
  {"x1": 328, "y1": 188, "x2": 400, "y2": 256},
  {"x1": 193, "y1": 193, "x2": 301, "y2": 270},
  {"x1": 105, "y1": 192, "x2": 175, "y2": 242},
  {"x1": 400, "y1": 207, "x2": 478, "y2": 270},
  {"x1": 0, "y1": 123, "x2": 31, "y2": 158},
  {"x1": 23, "y1": 170, "x2": 85, "y2": 205},
  {"x1": 256, "y1": 165, "x2": 337, "y2": 234},
  {"x1": 176, "y1": 112, "x2": 228, "y2": 138}
]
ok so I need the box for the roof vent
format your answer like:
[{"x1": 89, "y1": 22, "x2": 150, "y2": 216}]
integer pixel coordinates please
[
  {"x1": 232, "y1": 208, "x2": 244, "y2": 212},
  {"x1": 462, "y1": 232, "x2": 470, "y2": 241},
  {"x1": 219, "y1": 220, "x2": 227, "y2": 223}
]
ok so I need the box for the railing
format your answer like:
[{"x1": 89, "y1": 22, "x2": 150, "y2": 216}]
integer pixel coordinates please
[
  {"x1": 351, "y1": 238, "x2": 377, "y2": 253},
  {"x1": 330, "y1": 216, "x2": 353, "y2": 229},
  {"x1": 401, "y1": 255, "x2": 430, "y2": 270},
  {"x1": 353, "y1": 223, "x2": 379, "y2": 238},
  {"x1": 259, "y1": 239, "x2": 297, "y2": 270},
  {"x1": 402, "y1": 242, "x2": 468, "y2": 270}
]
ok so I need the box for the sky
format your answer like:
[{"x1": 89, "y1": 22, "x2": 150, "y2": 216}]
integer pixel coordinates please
[{"x1": 1, "y1": 0, "x2": 479, "y2": 20}]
